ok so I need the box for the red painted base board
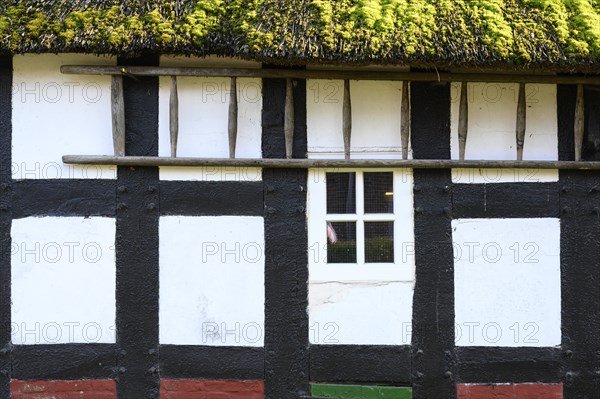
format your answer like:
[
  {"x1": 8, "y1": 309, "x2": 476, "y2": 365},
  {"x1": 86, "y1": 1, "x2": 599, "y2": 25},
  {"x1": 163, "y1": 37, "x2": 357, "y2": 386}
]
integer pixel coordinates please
[
  {"x1": 11, "y1": 379, "x2": 116, "y2": 398},
  {"x1": 12, "y1": 379, "x2": 263, "y2": 398},
  {"x1": 161, "y1": 379, "x2": 264, "y2": 399},
  {"x1": 458, "y1": 383, "x2": 563, "y2": 399}
]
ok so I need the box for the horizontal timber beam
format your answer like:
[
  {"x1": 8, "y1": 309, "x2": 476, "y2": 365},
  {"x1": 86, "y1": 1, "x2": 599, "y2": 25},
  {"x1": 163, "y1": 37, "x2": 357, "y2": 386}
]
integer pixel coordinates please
[
  {"x1": 61, "y1": 66, "x2": 600, "y2": 85},
  {"x1": 63, "y1": 155, "x2": 600, "y2": 170}
]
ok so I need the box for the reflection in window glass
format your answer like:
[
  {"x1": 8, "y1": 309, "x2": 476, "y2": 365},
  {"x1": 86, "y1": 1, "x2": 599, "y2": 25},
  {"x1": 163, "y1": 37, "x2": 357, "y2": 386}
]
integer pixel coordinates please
[
  {"x1": 327, "y1": 173, "x2": 356, "y2": 214},
  {"x1": 364, "y1": 172, "x2": 393, "y2": 213},
  {"x1": 327, "y1": 222, "x2": 357, "y2": 263},
  {"x1": 365, "y1": 222, "x2": 394, "y2": 263}
]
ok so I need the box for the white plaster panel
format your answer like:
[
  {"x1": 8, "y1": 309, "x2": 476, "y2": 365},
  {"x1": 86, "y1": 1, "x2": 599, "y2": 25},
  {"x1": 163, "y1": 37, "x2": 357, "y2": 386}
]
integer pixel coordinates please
[
  {"x1": 307, "y1": 80, "x2": 408, "y2": 158},
  {"x1": 450, "y1": 82, "x2": 558, "y2": 183},
  {"x1": 11, "y1": 217, "x2": 116, "y2": 344},
  {"x1": 453, "y1": 218, "x2": 561, "y2": 347},
  {"x1": 12, "y1": 54, "x2": 117, "y2": 180},
  {"x1": 309, "y1": 282, "x2": 414, "y2": 345},
  {"x1": 159, "y1": 216, "x2": 265, "y2": 346},
  {"x1": 158, "y1": 56, "x2": 262, "y2": 181}
]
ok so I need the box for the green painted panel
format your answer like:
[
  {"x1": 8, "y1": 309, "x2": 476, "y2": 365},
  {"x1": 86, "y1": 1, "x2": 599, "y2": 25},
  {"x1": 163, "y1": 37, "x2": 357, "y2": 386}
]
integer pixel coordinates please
[{"x1": 311, "y1": 383, "x2": 412, "y2": 399}]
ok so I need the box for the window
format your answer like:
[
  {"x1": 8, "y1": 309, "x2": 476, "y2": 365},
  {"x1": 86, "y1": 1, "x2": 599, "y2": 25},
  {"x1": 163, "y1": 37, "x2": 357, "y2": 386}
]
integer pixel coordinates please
[{"x1": 308, "y1": 168, "x2": 415, "y2": 282}]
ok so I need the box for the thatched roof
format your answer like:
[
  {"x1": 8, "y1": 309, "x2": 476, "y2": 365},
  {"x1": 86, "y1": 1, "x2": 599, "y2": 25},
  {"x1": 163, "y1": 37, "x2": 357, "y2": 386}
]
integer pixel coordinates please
[{"x1": 1, "y1": 0, "x2": 599, "y2": 71}]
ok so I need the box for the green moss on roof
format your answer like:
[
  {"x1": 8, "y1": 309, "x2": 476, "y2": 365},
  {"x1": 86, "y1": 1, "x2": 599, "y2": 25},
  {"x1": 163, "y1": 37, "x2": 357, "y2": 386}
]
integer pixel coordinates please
[{"x1": 0, "y1": 0, "x2": 599, "y2": 69}]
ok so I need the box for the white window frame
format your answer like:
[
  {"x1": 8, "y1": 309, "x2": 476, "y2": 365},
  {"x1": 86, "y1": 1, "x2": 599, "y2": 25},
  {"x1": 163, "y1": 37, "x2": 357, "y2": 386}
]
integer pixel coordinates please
[{"x1": 307, "y1": 168, "x2": 415, "y2": 283}]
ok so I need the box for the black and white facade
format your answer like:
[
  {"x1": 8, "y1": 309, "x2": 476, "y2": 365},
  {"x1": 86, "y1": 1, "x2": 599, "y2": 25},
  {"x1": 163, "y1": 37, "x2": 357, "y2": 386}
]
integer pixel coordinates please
[{"x1": 0, "y1": 54, "x2": 598, "y2": 398}]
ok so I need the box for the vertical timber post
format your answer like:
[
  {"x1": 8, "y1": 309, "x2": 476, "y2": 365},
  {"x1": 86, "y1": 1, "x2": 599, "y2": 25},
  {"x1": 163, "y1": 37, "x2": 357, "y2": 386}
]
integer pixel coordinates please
[
  {"x1": 515, "y1": 83, "x2": 526, "y2": 161},
  {"x1": 111, "y1": 75, "x2": 126, "y2": 157},
  {"x1": 284, "y1": 78, "x2": 295, "y2": 159},
  {"x1": 228, "y1": 77, "x2": 238, "y2": 159},
  {"x1": 169, "y1": 76, "x2": 179, "y2": 158},
  {"x1": 343, "y1": 80, "x2": 352, "y2": 160},
  {"x1": 411, "y1": 80, "x2": 456, "y2": 399},
  {"x1": 458, "y1": 82, "x2": 468, "y2": 161},
  {"x1": 262, "y1": 68, "x2": 309, "y2": 399},
  {"x1": 401, "y1": 80, "x2": 410, "y2": 160},
  {"x1": 557, "y1": 84, "x2": 600, "y2": 397},
  {"x1": 574, "y1": 84, "x2": 585, "y2": 162},
  {"x1": 115, "y1": 56, "x2": 160, "y2": 398}
]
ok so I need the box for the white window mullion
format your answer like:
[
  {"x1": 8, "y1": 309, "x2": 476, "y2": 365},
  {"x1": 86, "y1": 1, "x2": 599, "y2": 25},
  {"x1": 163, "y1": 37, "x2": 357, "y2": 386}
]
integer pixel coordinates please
[
  {"x1": 326, "y1": 215, "x2": 359, "y2": 222},
  {"x1": 362, "y1": 214, "x2": 395, "y2": 222},
  {"x1": 356, "y1": 171, "x2": 365, "y2": 264},
  {"x1": 308, "y1": 169, "x2": 328, "y2": 266},
  {"x1": 356, "y1": 171, "x2": 365, "y2": 216}
]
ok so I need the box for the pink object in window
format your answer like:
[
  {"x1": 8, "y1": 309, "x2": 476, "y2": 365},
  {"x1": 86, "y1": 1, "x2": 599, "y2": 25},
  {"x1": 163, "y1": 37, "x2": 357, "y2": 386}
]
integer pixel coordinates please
[{"x1": 327, "y1": 222, "x2": 338, "y2": 244}]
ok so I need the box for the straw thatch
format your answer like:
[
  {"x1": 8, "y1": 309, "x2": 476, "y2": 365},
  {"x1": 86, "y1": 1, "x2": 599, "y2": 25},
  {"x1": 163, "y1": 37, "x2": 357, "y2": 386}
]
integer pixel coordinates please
[{"x1": 1, "y1": 0, "x2": 599, "y2": 70}]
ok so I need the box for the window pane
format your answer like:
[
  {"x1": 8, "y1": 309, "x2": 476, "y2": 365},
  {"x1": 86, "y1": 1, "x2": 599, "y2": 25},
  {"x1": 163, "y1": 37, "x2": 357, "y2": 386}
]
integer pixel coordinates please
[
  {"x1": 326, "y1": 173, "x2": 356, "y2": 214},
  {"x1": 365, "y1": 222, "x2": 394, "y2": 263},
  {"x1": 327, "y1": 222, "x2": 357, "y2": 263},
  {"x1": 364, "y1": 172, "x2": 393, "y2": 213}
]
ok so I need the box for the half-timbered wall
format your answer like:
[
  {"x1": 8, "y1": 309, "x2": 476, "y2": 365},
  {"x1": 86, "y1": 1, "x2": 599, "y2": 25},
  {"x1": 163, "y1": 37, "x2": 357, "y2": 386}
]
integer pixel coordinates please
[{"x1": 0, "y1": 54, "x2": 597, "y2": 398}]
